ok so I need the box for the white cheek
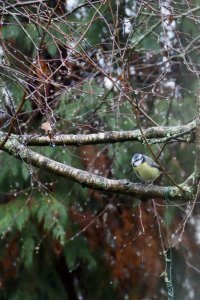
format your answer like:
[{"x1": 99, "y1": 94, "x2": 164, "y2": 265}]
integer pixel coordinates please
[{"x1": 134, "y1": 160, "x2": 142, "y2": 166}]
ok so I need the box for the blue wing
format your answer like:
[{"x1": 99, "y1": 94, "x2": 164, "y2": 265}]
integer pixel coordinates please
[
  {"x1": 150, "y1": 162, "x2": 162, "y2": 171},
  {"x1": 143, "y1": 155, "x2": 162, "y2": 171}
]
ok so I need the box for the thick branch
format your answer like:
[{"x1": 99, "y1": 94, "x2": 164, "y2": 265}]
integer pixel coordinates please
[
  {"x1": 20, "y1": 123, "x2": 195, "y2": 146},
  {"x1": 2, "y1": 137, "x2": 191, "y2": 201}
]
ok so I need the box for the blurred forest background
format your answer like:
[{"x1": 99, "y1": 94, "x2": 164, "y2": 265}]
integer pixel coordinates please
[{"x1": 0, "y1": 0, "x2": 199, "y2": 299}]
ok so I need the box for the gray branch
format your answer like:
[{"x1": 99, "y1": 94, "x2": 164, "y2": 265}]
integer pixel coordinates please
[
  {"x1": 194, "y1": 90, "x2": 200, "y2": 184},
  {"x1": 2, "y1": 136, "x2": 193, "y2": 201},
  {"x1": 20, "y1": 122, "x2": 195, "y2": 146}
]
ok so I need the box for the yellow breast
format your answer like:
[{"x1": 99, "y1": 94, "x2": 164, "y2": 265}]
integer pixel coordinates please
[{"x1": 133, "y1": 162, "x2": 161, "y2": 182}]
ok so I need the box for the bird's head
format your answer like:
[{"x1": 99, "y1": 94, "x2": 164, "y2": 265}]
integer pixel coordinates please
[{"x1": 131, "y1": 153, "x2": 144, "y2": 167}]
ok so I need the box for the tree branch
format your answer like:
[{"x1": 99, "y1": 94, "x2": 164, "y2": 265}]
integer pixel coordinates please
[
  {"x1": 1, "y1": 0, "x2": 49, "y2": 13},
  {"x1": 194, "y1": 89, "x2": 200, "y2": 185},
  {"x1": 18, "y1": 122, "x2": 195, "y2": 146},
  {"x1": 2, "y1": 136, "x2": 192, "y2": 201}
]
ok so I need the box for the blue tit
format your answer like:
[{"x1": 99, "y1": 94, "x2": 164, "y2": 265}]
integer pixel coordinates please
[{"x1": 131, "y1": 153, "x2": 162, "y2": 182}]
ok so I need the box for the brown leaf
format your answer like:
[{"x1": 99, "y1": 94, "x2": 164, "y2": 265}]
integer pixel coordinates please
[
  {"x1": 168, "y1": 15, "x2": 174, "y2": 23},
  {"x1": 41, "y1": 121, "x2": 52, "y2": 135}
]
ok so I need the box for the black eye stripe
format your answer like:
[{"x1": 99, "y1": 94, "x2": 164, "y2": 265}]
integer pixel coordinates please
[{"x1": 134, "y1": 157, "x2": 143, "y2": 162}]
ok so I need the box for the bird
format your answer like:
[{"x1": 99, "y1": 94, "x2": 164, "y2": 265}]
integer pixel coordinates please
[{"x1": 131, "y1": 153, "x2": 162, "y2": 182}]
